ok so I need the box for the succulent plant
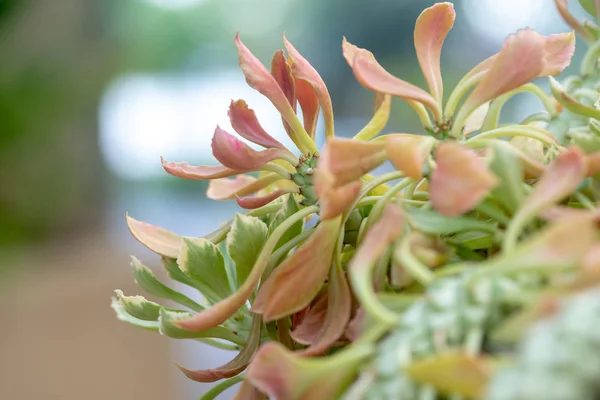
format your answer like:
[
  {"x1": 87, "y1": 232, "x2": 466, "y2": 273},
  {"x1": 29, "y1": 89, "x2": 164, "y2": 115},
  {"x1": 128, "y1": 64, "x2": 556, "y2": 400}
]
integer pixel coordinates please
[{"x1": 111, "y1": 1, "x2": 600, "y2": 399}]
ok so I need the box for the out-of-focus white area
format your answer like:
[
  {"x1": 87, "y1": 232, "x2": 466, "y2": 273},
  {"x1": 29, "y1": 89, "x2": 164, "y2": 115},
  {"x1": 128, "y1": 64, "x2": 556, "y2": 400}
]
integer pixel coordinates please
[{"x1": 99, "y1": 71, "x2": 298, "y2": 180}]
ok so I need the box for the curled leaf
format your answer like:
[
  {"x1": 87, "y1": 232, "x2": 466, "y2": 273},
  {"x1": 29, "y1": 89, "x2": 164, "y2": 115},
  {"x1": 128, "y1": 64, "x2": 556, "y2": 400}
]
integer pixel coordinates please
[
  {"x1": 207, "y1": 174, "x2": 283, "y2": 201},
  {"x1": 542, "y1": 32, "x2": 576, "y2": 76},
  {"x1": 430, "y1": 143, "x2": 498, "y2": 216},
  {"x1": 246, "y1": 342, "x2": 370, "y2": 400},
  {"x1": 284, "y1": 35, "x2": 335, "y2": 137},
  {"x1": 236, "y1": 189, "x2": 288, "y2": 209},
  {"x1": 212, "y1": 126, "x2": 289, "y2": 170},
  {"x1": 126, "y1": 215, "x2": 183, "y2": 258},
  {"x1": 343, "y1": 39, "x2": 441, "y2": 120},
  {"x1": 252, "y1": 216, "x2": 341, "y2": 321},
  {"x1": 228, "y1": 100, "x2": 286, "y2": 149},
  {"x1": 318, "y1": 137, "x2": 387, "y2": 188},
  {"x1": 161, "y1": 158, "x2": 243, "y2": 180},
  {"x1": 459, "y1": 29, "x2": 546, "y2": 121},
  {"x1": 414, "y1": 2, "x2": 455, "y2": 106},
  {"x1": 177, "y1": 314, "x2": 262, "y2": 382},
  {"x1": 296, "y1": 261, "x2": 352, "y2": 356},
  {"x1": 295, "y1": 76, "x2": 320, "y2": 138}
]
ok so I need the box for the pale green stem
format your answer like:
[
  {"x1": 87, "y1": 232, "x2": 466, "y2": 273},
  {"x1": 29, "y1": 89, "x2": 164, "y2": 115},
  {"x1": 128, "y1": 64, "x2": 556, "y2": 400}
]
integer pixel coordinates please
[
  {"x1": 444, "y1": 72, "x2": 485, "y2": 120},
  {"x1": 467, "y1": 125, "x2": 559, "y2": 147},
  {"x1": 261, "y1": 162, "x2": 293, "y2": 179},
  {"x1": 480, "y1": 84, "x2": 558, "y2": 133},
  {"x1": 285, "y1": 112, "x2": 320, "y2": 155},
  {"x1": 365, "y1": 178, "x2": 414, "y2": 232},
  {"x1": 407, "y1": 99, "x2": 434, "y2": 130},
  {"x1": 200, "y1": 375, "x2": 244, "y2": 400},
  {"x1": 195, "y1": 338, "x2": 240, "y2": 351},
  {"x1": 395, "y1": 234, "x2": 435, "y2": 286}
]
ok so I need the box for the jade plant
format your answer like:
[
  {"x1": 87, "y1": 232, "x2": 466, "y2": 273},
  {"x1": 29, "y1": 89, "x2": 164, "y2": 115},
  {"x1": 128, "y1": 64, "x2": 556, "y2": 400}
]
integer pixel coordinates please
[{"x1": 111, "y1": 1, "x2": 600, "y2": 398}]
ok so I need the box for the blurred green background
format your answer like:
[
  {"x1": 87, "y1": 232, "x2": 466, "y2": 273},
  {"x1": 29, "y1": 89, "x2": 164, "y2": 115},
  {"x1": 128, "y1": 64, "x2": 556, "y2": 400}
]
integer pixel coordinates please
[{"x1": 0, "y1": 0, "x2": 582, "y2": 398}]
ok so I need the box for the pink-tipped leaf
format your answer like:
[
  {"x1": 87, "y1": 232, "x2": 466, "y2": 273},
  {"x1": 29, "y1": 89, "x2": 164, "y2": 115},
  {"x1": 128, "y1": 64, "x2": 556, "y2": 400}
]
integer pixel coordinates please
[
  {"x1": 414, "y1": 2, "x2": 455, "y2": 106},
  {"x1": 430, "y1": 142, "x2": 498, "y2": 216},
  {"x1": 228, "y1": 100, "x2": 286, "y2": 149}
]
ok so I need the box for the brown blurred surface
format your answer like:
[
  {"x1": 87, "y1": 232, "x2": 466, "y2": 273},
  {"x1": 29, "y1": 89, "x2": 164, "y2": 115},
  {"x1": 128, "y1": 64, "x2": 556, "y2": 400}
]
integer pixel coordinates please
[{"x1": 0, "y1": 234, "x2": 173, "y2": 400}]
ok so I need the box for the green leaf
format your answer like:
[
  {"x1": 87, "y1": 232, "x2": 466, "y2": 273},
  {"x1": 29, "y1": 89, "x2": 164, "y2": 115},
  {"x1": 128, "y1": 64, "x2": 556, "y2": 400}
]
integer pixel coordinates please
[
  {"x1": 227, "y1": 213, "x2": 269, "y2": 286},
  {"x1": 178, "y1": 237, "x2": 231, "y2": 302},
  {"x1": 579, "y1": 0, "x2": 597, "y2": 15},
  {"x1": 489, "y1": 143, "x2": 525, "y2": 213},
  {"x1": 447, "y1": 231, "x2": 494, "y2": 250},
  {"x1": 115, "y1": 289, "x2": 162, "y2": 321},
  {"x1": 268, "y1": 195, "x2": 302, "y2": 251},
  {"x1": 405, "y1": 207, "x2": 497, "y2": 235},
  {"x1": 111, "y1": 297, "x2": 159, "y2": 331},
  {"x1": 158, "y1": 309, "x2": 245, "y2": 345},
  {"x1": 161, "y1": 256, "x2": 206, "y2": 294},
  {"x1": 131, "y1": 256, "x2": 205, "y2": 312}
]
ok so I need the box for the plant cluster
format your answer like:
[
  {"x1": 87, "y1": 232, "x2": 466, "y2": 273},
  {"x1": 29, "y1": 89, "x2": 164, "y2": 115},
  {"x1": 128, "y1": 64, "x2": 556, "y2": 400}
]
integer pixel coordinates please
[{"x1": 112, "y1": 1, "x2": 600, "y2": 398}]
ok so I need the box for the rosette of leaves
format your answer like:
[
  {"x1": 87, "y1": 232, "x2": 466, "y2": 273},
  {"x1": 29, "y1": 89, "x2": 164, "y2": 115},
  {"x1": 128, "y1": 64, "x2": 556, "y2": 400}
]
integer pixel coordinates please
[{"x1": 109, "y1": 2, "x2": 600, "y2": 399}]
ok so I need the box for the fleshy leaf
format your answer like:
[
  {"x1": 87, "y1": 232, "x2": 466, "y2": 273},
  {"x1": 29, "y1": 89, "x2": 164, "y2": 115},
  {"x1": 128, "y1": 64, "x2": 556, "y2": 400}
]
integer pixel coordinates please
[
  {"x1": 246, "y1": 342, "x2": 370, "y2": 400},
  {"x1": 175, "y1": 206, "x2": 317, "y2": 332},
  {"x1": 158, "y1": 309, "x2": 244, "y2": 345},
  {"x1": 586, "y1": 151, "x2": 600, "y2": 176},
  {"x1": 386, "y1": 134, "x2": 435, "y2": 179},
  {"x1": 459, "y1": 29, "x2": 546, "y2": 123},
  {"x1": 177, "y1": 237, "x2": 231, "y2": 302},
  {"x1": 270, "y1": 50, "x2": 296, "y2": 108},
  {"x1": 207, "y1": 174, "x2": 283, "y2": 201},
  {"x1": 283, "y1": 35, "x2": 335, "y2": 137},
  {"x1": 252, "y1": 216, "x2": 341, "y2": 321},
  {"x1": 343, "y1": 38, "x2": 442, "y2": 120},
  {"x1": 295, "y1": 76, "x2": 320, "y2": 138},
  {"x1": 236, "y1": 189, "x2": 288, "y2": 209},
  {"x1": 405, "y1": 206, "x2": 497, "y2": 235},
  {"x1": 161, "y1": 158, "x2": 243, "y2": 180},
  {"x1": 235, "y1": 33, "x2": 314, "y2": 154},
  {"x1": 228, "y1": 99, "x2": 286, "y2": 149},
  {"x1": 270, "y1": 50, "x2": 296, "y2": 139},
  {"x1": 131, "y1": 256, "x2": 205, "y2": 312},
  {"x1": 111, "y1": 297, "x2": 159, "y2": 331},
  {"x1": 349, "y1": 204, "x2": 405, "y2": 325},
  {"x1": 290, "y1": 291, "x2": 329, "y2": 345},
  {"x1": 314, "y1": 142, "x2": 363, "y2": 220},
  {"x1": 318, "y1": 137, "x2": 387, "y2": 187},
  {"x1": 430, "y1": 142, "x2": 498, "y2": 216},
  {"x1": 296, "y1": 261, "x2": 352, "y2": 356},
  {"x1": 405, "y1": 353, "x2": 491, "y2": 399},
  {"x1": 176, "y1": 314, "x2": 262, "y2": 383},
  {"x1": 542, "y1": 32, "x2": 576, "y2": 76},
  {"x1": 226, "y1": 213, "x2": 269, "y2": 287},
  {"x1": 212, "y1": 126, "x2": 288, "y2": 170},
  {"x1": 414, "y1": 2, "x2": 455, "y2": 106},
  {"x1": 115, "y1": 290, "x2": 161, "y2": 321},
  {"x1": 126, "y1": 214, "x2": 183, "y2": 258}
]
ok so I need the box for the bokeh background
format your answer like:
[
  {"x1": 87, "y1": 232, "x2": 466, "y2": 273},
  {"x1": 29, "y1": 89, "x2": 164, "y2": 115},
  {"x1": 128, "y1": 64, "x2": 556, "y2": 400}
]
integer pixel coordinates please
[{"x1": 0, "y1": 0, "x2": 586, "y2": 399}]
